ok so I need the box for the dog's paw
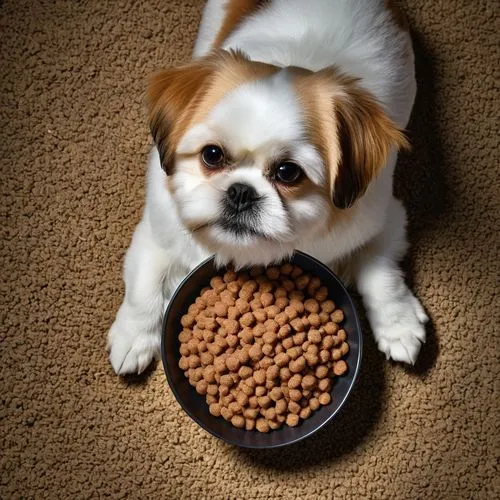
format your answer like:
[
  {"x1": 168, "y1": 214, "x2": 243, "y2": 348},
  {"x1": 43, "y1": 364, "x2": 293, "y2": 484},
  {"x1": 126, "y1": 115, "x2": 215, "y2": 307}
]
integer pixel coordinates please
[
  {"x1": 107, "y1": 319, "x2": 160, "y2": 376},
  {"x1": 368, "y1": 292, "x2": 428, "y2": 365}
]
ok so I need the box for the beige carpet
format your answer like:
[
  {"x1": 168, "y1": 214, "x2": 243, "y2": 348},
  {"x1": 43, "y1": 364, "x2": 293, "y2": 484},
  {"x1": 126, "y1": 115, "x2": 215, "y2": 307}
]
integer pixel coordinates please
[{"x1": 1, "y1": 0, "x2": 498, "y2": 498}]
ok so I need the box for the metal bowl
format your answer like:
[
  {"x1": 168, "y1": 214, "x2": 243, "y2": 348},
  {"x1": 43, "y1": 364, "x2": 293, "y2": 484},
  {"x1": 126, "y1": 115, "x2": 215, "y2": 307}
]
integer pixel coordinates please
[{"x1": 161, "y1": 250, "x2": 362, "y2": 449}]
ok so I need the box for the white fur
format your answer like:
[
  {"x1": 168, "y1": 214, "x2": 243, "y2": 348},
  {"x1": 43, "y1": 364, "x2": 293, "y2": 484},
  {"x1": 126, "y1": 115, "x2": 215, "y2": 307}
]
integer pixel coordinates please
[{"x1": 108, "y1": 0, "x2": 427, "y2": 374}]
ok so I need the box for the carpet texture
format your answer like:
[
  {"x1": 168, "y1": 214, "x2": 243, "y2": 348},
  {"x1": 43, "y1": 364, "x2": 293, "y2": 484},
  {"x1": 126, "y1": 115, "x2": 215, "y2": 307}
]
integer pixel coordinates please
[{"x1": 1, "y1": 0, "x2": 498, "y2": 498}]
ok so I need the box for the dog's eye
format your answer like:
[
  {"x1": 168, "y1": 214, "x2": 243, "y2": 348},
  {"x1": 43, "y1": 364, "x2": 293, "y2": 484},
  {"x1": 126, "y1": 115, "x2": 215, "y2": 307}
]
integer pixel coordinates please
[
  {"x1": 275, "y1": 162, "x2": 303, "y2": 184},
  {"x1": 201, "y1": 145, "x2": 225, "y2": 168}
]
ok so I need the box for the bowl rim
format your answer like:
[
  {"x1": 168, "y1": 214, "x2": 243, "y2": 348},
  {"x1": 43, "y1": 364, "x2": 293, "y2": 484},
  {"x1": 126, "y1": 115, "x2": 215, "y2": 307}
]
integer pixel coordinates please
[{"x1": 161, "y1": 250, "x2": 363, "y2": 449}]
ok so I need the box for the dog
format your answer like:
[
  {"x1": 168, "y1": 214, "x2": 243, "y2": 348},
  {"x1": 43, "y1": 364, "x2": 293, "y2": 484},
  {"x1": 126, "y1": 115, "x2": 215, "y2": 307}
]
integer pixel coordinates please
[{"x1": 108, "y1": 0, "x2": 428, "y2": 375}]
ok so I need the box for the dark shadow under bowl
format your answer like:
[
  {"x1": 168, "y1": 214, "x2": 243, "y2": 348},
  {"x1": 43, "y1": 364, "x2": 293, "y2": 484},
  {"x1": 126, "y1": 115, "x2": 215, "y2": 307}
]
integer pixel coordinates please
[{"x1": 161, "y1": 250, "x2": 363, "y2": 449}]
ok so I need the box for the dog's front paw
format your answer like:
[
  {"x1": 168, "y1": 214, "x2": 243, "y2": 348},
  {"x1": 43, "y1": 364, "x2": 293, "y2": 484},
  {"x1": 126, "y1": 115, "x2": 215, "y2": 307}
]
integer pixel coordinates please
[
  {"x1": 368, "y1": 292, "x2": 428, "y2": 364},
  {"x1": 107, "y1": 317, "x2": 161, "y2": 375}
]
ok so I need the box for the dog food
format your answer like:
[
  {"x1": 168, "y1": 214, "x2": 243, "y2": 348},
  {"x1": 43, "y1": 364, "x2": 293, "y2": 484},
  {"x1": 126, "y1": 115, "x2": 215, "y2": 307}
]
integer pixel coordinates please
[{"x1": 178, "y1": 264, "x2": 349, "y2": 432}]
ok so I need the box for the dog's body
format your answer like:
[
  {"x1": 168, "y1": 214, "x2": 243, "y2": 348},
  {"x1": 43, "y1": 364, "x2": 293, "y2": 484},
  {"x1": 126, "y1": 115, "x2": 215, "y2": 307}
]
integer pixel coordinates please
[{"x1": 108, "y1": 0, "x2": 428, "y2": 375}]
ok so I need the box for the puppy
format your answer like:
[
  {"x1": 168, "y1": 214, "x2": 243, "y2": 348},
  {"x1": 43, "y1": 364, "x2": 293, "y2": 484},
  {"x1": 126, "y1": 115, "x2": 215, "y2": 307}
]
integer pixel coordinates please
[{"x1": 108, "y1": 0, "x2": 428, "y2": 375}]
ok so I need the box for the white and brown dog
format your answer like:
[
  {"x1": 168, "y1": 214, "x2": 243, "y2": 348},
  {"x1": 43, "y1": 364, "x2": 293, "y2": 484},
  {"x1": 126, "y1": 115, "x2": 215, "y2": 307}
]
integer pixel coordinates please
[{"x1": 108, "y1": 0, "x2": 428, "y2": 375}]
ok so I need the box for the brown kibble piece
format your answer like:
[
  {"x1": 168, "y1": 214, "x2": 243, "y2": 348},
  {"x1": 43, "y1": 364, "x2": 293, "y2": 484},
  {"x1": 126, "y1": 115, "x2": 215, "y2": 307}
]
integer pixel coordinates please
[
  {"x1": 290, "y1": 356, "x2": 306, "y2": 373},
  {"x1": 319, "y1": 393, "x2": 331, "y2": 405},
  {"x1": 203, "y1": 365, "x2": 216, "y2": 383},
  {"x1": 255, "y1": 386, "x2": 266, "y2": 397},
  {"x1": 274, "y1": 352, "x2": 290, "y2": 367},
  {"x1": 301, "y1": 375, "x2": 317, "y2": 390},
  {"x1": 256, "y1": 418, "x2": 270, "y2": 433},
  {"x1": 220, "y1": 407, "x2": 234, "y2": 421},
  {"x1": 315, "y1": 365, "x2": 329, "y2": 379},
  {"x1": 295, "y1": 274, "x2": 310, "y2": 290},
  {"x1": 284, "y1": 306, "x2": 298, "y2": 321},
  {"x1": 332, "y1": 348, "x2": 342, "y2": 361},
  {"x1": 318, "y1": 378, "x2": 331, "y2": 392},
  {"x1": 290, "y1": 266, "x2": 303, "y2": 278},
  {"x1": 253, "y1": 369, "x2": 266, "y2": 385},
  {"x1": 262, "y1": 331, "x2": 277, "y2": 345},
  {"x1": 226, "y1": 355, "x2": 240, "y2": 372},
  {"x1": 304, "y1": 352, "x2": 319, "y2": 367},
  {"x1": 293, "y1": 331, "x2": 307, "y2": 346},
  {"x1": 269, "y1": 387, "x2": 283, "y2": 401},
  {"x1": 259, "y1": 356, "x2": 273, "y2": 369},
  {"x1": 274, "y1": 312, "x2": 289, "y2": 326},
  {"x1": 286, "y1": 413, "x2": 300, "y2": 427},
  {"x1": 224, "y1": 319, "x2": 240, "y2": 335},
  {"x1": 307, "y1": 276, "x2": 321, "y2": 294},
  {"x1": 337, "y1": 329, "x2": 347, "y2": 342},
  {"x1": 220, "y1": 374, "x2": 235, "y2": 387},
  {"x1": 266, "y1": 267, "x2": 280, "y2": 280},
  {"x1": 324, "y1": 322, "x2": 339, "y2": 335},
  {"x1": 231, "y1": 415, "x2": 245, "y2": 428},
  {"x1": 340, "y1": 342, "x2": 349, "y2": 356},
  {"x1": 321, "y1": 300, "x2": 335, "y2": 313},
  {"x1": 275, "y1": 297, "x2": 289, "y2": 310},
  {"x1": 278, "y1": 324, "x2": 292, "y2": 339},
  {"x1": 314, "y1": 286, "x2": 328, "y2": 302},
  {"x1": 214, "y1": 356, "x2": 227, "y2": 374},
  {"x1": 282, "y1": 337, "x2": 294, "y2": 350},
  {"x1": 304, "y1": 298, "x2": 320, "y2": 313},
  {"x1": 240, "y1": 312, "x2": 255, "y2": 327},
  {"x1": 309, "y1": 313, "x2": 321, "y2": 327},
  {"x1": 331, "y1": 310, "x2": 345, "y2": 323},
  {"x1": 178, "y1": 357, "x2": 189, "y2": 371},
  {"x1": 262, "y1": 343, "x2": 273, "y2": 356},
  {"x1": 308, "y1": 329, "x2": 322, "y2": 344},
  {"x1": 266, "y1": 305, "x2": 280, "y2": 319},
  {"x1": 207, "y1": 384, "x2": 218, "y2": 396},
  {"x1": 290, "y1": 318, "x2": 305, "y2": 332},
  {"x1": 280, "y1": 367, "x2": 292, "y2": 381},
  {"x1": 195, "y1": 380, "x2": 208, "y2": 395},
  {"x1": 260, "y1": 292, "x2": 274, "y2": 307},
  {"x1": 264, "y1": 319, "x2": 279, "y2": 333},
  {"x1": 288, "y1": 374, "x2": 302, "y2": 389},
  {"x1": 258, "y1": 396, "x2": 272, "y2": 409},
  {"x1": 333, "y1": 360, "x2": 348, "y2": 376},
  {"x1": 213, "y1": 302, "x2": 229, "y2": 318},
  {"x1": 275, "y1": 399, "x2": 287, "y2": 415},
  {"x1": 300, "y1": 407, "x2": 312, "y2": 420},
  {"x1": 319, "y1": 349, "x2": 330, "y2": 363},
  {"x1": 288, "y1": 401, "x2": 301, "y2": 415},
  {"x1": 289, "y1": 389, "x2": 302, "y2": 402},
  {"x1": 249, "y1": 344, "x2": 263, "y2": 362},
  {"x1": 309, "y1": 397, "x2": 320, "y2": 411},
  {"x1": 209, "y1": 403, "x2": 222, "y2": 417},
  {"x1": 266, "y1": 365, "x2": 280, "y2": 380},
  {"x1": 253, "y1": 309, "x2": 267, "y2": 322}
]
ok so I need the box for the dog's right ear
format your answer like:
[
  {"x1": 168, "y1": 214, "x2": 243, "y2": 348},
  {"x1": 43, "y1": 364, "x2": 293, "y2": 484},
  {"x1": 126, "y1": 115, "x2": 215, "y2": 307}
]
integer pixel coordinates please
[{"x1": 147, "y1": 59, "x2": 216, "y2": 175}]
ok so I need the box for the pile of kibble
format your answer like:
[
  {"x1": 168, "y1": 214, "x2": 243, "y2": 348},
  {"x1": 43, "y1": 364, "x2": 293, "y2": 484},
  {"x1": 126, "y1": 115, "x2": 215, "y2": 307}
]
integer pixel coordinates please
[{"x1": 178, "y1": 263, "x2": 349, "y2": 433}]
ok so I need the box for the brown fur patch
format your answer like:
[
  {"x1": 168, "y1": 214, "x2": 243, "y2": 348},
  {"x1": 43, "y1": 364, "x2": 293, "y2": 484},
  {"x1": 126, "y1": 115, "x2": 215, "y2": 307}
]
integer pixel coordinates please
[
  {"x1": 212, "y1": 0, "x2": 269, "y2": 49},
  {"x1": 147, "y1": 50, "x2": 279, "y2": 174},
  {"x1": 291, "y1": 68, "x2": 409, "y2": 210},
  {"x1": 385, "y1": 0, "x2": 410, "y2": 31}
]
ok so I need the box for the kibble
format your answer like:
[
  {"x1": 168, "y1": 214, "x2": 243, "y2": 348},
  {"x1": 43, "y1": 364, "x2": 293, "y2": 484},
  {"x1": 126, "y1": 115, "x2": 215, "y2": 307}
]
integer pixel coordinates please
[{"x1": 178, "y1": 264, "x2": 349, "y2": 432}]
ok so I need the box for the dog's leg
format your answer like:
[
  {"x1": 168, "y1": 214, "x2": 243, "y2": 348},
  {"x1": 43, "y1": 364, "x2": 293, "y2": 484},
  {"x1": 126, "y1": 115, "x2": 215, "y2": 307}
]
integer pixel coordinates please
[
  {"x1": 107, "y1": 219, "x2": 171, "y2": 375},
  {"x1": 353, "y1": 197, "x2": 428, "y2": 364}
]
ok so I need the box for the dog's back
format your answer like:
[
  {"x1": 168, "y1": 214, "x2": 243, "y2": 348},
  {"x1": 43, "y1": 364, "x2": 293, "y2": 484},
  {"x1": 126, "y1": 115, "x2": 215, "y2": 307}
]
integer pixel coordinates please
[{"x1": 195, "y1": 0, "x2": 416, "y2": 127}]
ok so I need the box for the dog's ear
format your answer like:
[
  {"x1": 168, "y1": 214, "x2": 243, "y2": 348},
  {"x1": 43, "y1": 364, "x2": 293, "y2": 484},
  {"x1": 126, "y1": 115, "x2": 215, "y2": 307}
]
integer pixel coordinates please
[
  {"x1": 147, "y1": 59, "x2": 216, "y2": 174},
  {"x1": 331, "y1": 77, "x2": 409, "y2": 208}
]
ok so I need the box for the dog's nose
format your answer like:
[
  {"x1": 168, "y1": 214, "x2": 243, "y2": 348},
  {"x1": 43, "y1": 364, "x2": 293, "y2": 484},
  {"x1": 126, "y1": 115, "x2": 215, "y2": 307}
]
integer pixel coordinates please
[{"x1": 226, "y1": 183, "x2": 259, "y2": 212}]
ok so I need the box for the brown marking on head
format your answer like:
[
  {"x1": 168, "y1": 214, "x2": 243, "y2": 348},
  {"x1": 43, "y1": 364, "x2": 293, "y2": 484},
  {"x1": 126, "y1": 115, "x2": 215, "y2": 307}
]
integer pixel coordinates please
[
  {"x1": 212, "y1": 0, "x2": 269, "y2": 49},
  {"x1": 385, "y1": 0, "x2": 410, "y2": 31},
  {"x1": 147, "y1": 50, "x2": 279, "y2": 174},
  {"x1": 292, "y1": 68, "x2": 409, "y2": 210}
]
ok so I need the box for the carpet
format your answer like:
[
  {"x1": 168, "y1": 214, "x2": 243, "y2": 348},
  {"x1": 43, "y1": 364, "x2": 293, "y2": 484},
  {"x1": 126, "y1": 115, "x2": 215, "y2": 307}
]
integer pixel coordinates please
[{"x1": 1, "y1": 0, "x2": 498, "y2": 498}]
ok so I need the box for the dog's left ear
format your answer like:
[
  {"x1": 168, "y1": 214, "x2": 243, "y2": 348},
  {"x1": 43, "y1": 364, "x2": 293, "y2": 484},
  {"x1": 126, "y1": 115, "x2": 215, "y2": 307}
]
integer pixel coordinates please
[
  {"x1": 147, "y1": 59, "x2": 216, "y2": 174},
  {"x1": 331, "y1": 75, "x2": 410, "y2": 209}
]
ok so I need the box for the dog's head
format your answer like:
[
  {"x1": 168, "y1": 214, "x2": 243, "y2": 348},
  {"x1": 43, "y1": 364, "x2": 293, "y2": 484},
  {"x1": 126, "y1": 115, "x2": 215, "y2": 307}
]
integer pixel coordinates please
[{"x1": 148, "y1": 51, "x2": 408, "y2": 266}]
